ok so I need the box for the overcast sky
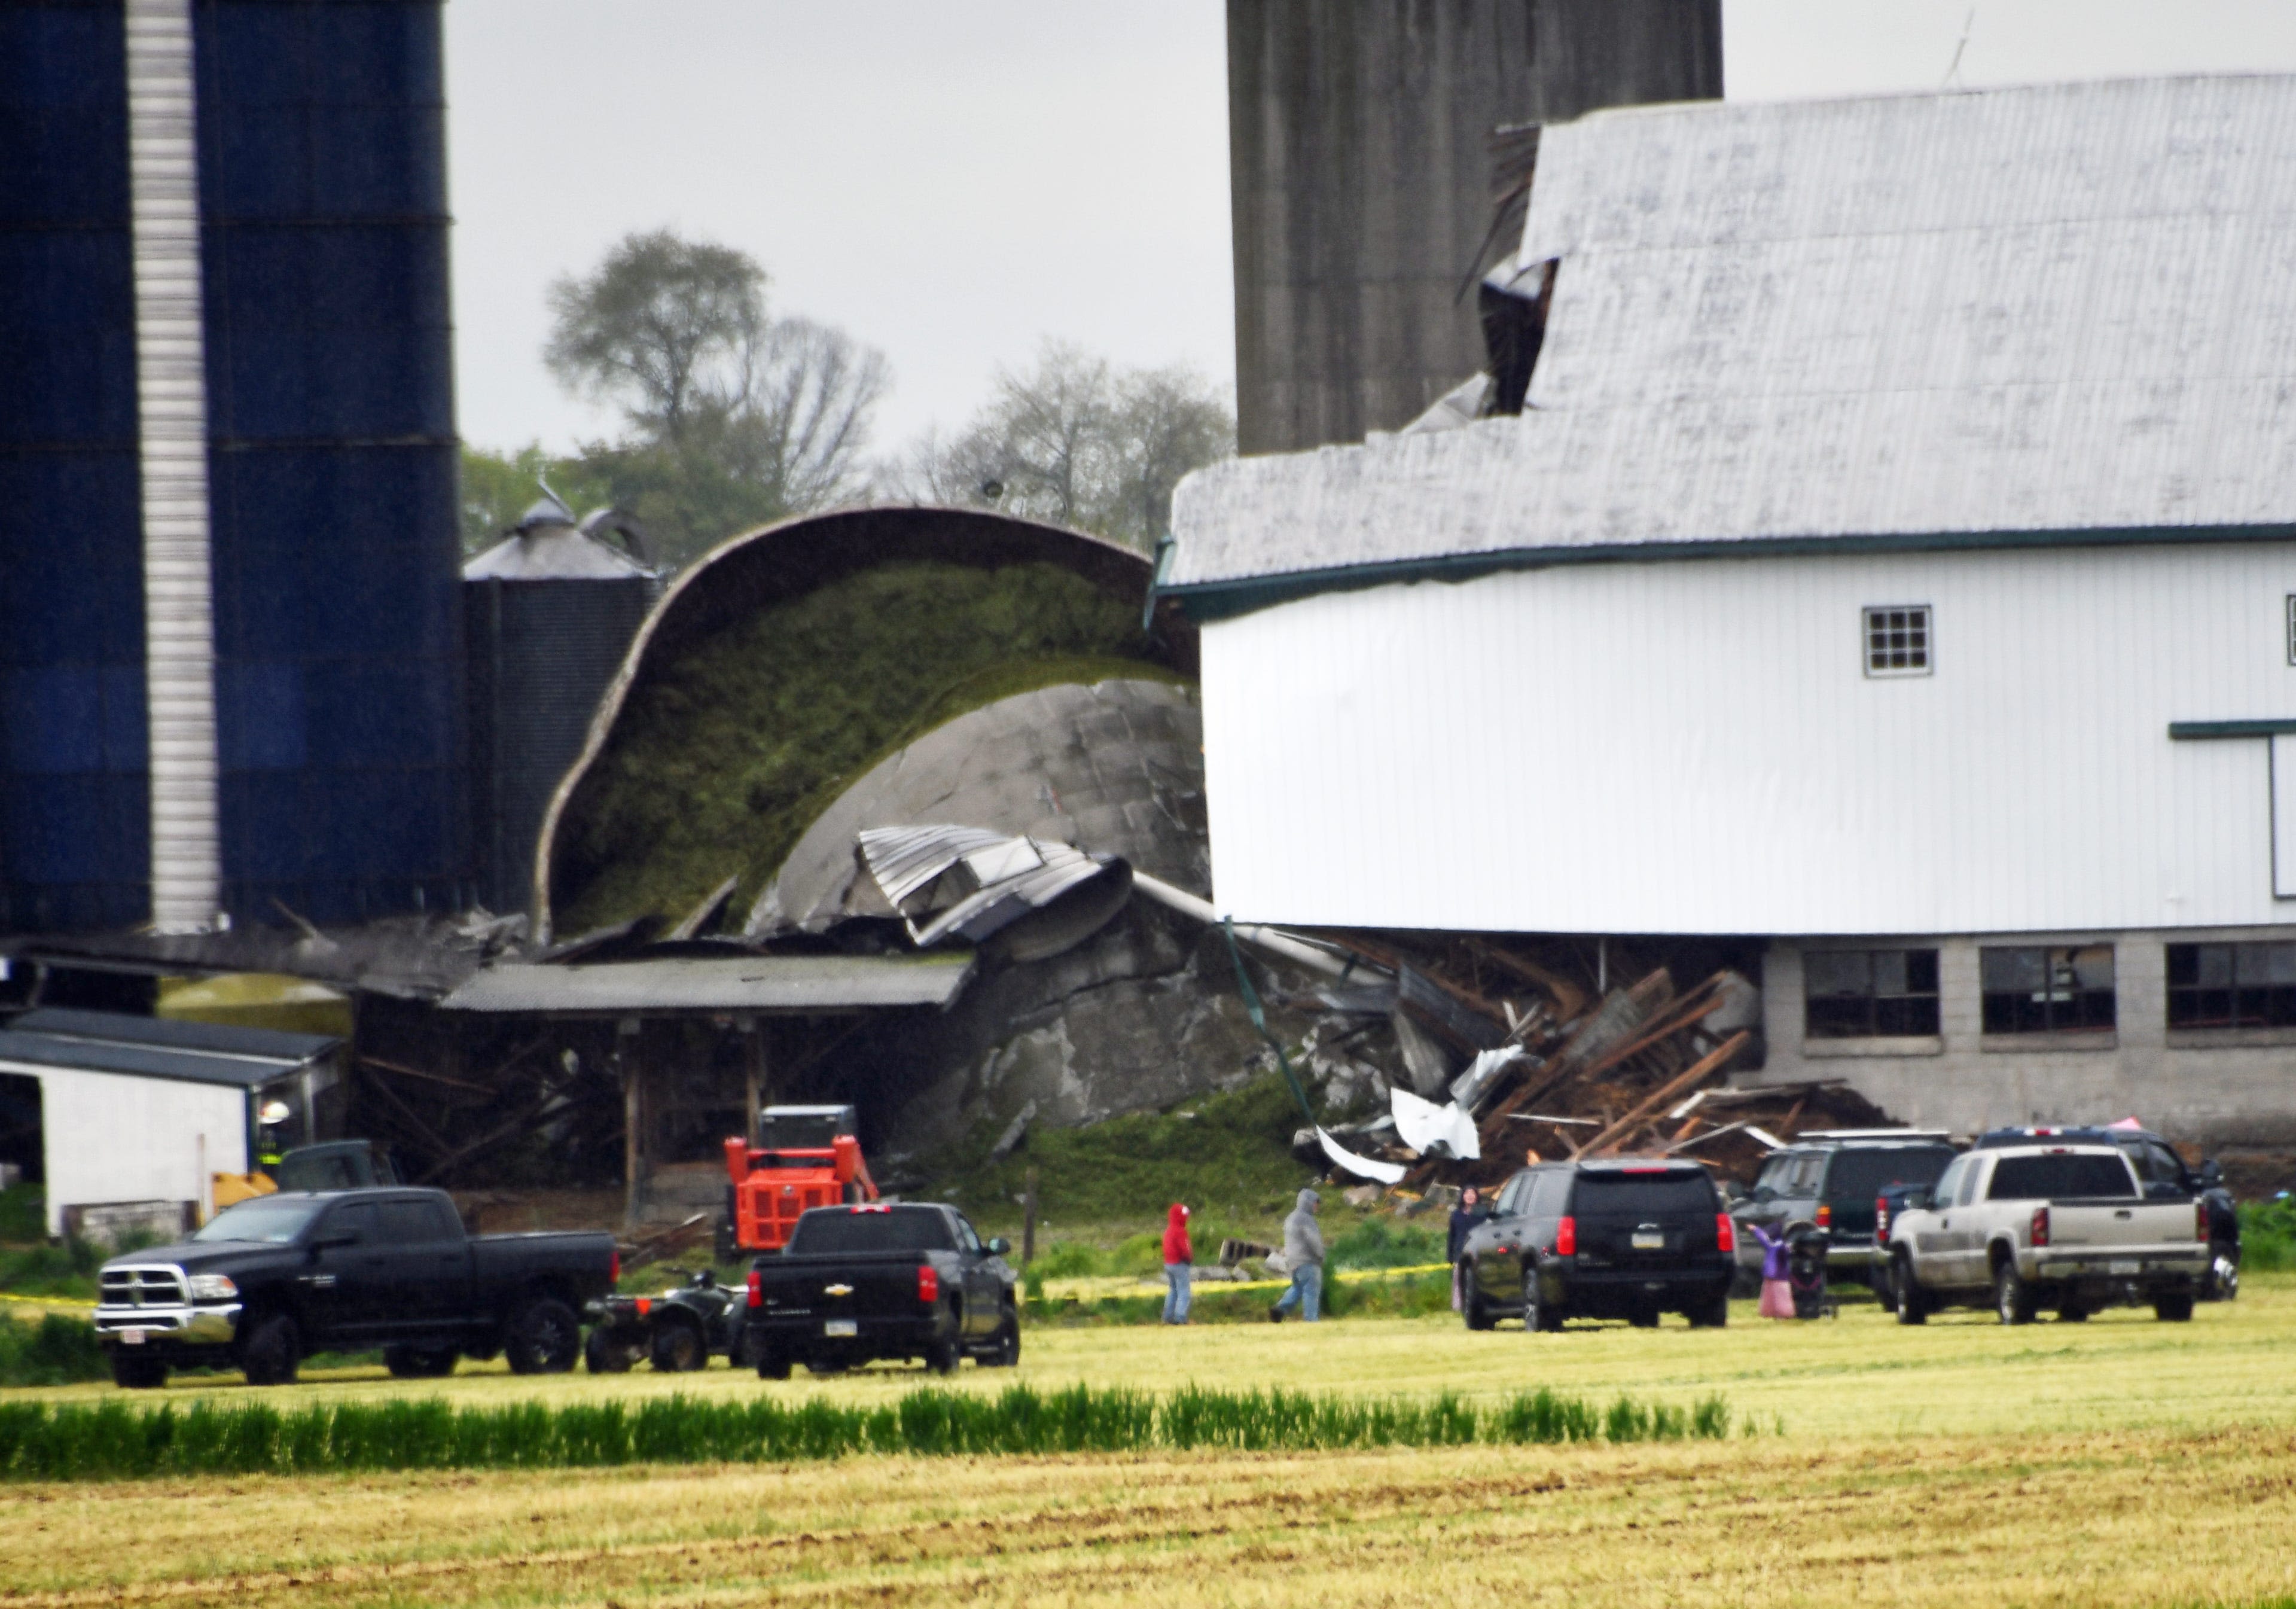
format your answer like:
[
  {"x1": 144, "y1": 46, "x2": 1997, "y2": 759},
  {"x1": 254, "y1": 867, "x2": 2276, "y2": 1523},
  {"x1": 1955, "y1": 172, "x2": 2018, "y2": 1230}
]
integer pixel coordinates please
[{"x1": 445, "y1": 1, "x2": 2296, "y2": 459}]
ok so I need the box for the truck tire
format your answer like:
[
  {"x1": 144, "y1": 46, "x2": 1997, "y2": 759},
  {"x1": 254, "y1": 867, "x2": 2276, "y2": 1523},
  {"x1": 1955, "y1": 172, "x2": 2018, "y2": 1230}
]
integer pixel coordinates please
[
  {"x1": 237, "y1": 1312, "x2": 300, "y2": 1386},
  {"x1": 1686, "y1": 1289, "x2": 1729, "y2": 1328},
  {"x1": 2207, "y1": 1241, "x2": 2240, "y2": 1302},
  {"x1": 584, "y1": 1328, "x2": 636, "y2": 1373},
  {"x1": 925, "y1": 1337, "x2": 959, "y2": 1375},
  {"x1": 1523, "y1": 1274, "x2": 1561, "y2": 1334},
  {"x1": 109, "y1": 1353, "x2": 168, "y2": 1389},
  {"x1": 505, "y1": 1297, "x2": 581, "y2": 1375},
  {"x1": 1462, "y1": 1266, "x2": 1493, "y2": 1331},
  {"x1": 1627, "y1": 1306, "x2": 1661, "y2": 1330},
  {"x1": 1892, "y1": 1255, "x2": 1928, "y2": 1325},
  {"x1": 982, "y1": 1309, "x2": 1021, "y2": 1367},
  {"x1": 755, "y1": 1345, "x2": 792, "y2": 1381},
  {"x1": 384, "y1": 1344, "x2": 457, "y2": 1379},
  {"x1": 1993, "y1": 1261, "x2": 2036, "y2": 1326},
  {"x1": 2056, "y1": 1303, "x2": 2090, "y2": 1322},
  {"x1": 2154, "y1": 1292, "x2": 2196, "y2": 1322},
  {"x1": 650, "y1": 1317, "x2": 707, "y2": 1373}
]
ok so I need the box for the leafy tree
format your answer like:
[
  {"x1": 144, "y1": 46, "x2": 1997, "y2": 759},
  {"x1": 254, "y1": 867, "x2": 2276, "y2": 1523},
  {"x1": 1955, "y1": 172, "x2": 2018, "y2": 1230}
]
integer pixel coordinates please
[
  {"x1": 892, "y1": 340, "x2": 1233, "y2": 551},
  {"x1": 530, "y1": 229, "x2": 890, "y2": 569}
]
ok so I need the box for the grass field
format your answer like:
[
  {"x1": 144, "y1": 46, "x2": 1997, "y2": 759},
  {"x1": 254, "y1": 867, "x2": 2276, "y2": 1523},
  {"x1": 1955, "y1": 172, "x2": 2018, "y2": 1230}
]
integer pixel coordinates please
[{"x1": 3, "y1": 1281, "x2": 2296, "y2": 1605}]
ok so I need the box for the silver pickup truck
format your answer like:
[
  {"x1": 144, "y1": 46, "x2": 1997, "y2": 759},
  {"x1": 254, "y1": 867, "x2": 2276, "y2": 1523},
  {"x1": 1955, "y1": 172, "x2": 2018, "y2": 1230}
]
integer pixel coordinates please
[{"x1": 1885, "y1": 1144, "x2": 2209, "y2": 1325}]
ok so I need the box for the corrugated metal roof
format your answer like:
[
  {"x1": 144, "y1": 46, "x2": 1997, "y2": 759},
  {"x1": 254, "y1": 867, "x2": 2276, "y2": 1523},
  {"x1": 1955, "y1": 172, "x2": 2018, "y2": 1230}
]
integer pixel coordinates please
[
  {"x1": 1169, "y1": 75, "x2": 2296, "y2": 598},
  {"x1": 439, "y1": 953, "x2": 975, "y2": 1016},
  {"x1": 0, "y1": 1008, "x2": 336, "y2": 1089},
  {"x1": 463, "y1": 527, "x2": 654, "y2": 581}
]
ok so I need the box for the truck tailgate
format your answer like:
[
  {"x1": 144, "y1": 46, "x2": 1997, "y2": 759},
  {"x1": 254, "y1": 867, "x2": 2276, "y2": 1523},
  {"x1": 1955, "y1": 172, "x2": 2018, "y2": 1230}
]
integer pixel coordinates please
[
  {"x1": 754, "y1": 1253, "x2": 926, "y2": 1324},
  {"x1": 2045, "y1": 1200, "x2": 2197, "y2": 1251}
]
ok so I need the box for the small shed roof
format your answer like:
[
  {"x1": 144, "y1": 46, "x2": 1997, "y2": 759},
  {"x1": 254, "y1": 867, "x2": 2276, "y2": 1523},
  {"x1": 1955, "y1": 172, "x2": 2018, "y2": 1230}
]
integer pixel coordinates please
[
  {"x1": 1168, "y1": 75, "x2": 2296, "y2": 610},
  {"x1": 439, "y1": 953, "x2": 975, "y2": 1017},
  {"x1": 0, "y1": 1008, "x2": 339, "y2": 1089}
]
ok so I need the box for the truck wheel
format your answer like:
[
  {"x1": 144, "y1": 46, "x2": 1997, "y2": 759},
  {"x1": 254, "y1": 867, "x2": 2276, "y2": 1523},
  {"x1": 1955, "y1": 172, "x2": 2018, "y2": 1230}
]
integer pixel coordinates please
[
  {"x1": 2207, "y1": 1242, "x2": 2240, "y2": 1302},
  {"x1": 650, "y1": 1318, "x2": 707, "y2": 1373},
  {"x1": 1462, "y1": 1266, "x2": 1493, "y2": 1331},
  {"x1": 109, "y1": 1353, "x2": 168, "y2": 1389},
  {"x1": 755, "y1": 1346, "x2": 792, "y2": 1381},
  {"x1": 1993, "y1": 1261, "x2": 2036, "y2": 1325},
  {"x1": 1627, "y1": 1306, "x2": 1661, "y2": 1330},
  {"x1": 925, "y1": 1337, "x2": 959, "y2": 1376},
  {"x1": 506, "y1": 1297, "x2": 581, "y2": 1375},
  {"x1": 2154, "y1": 1292, "x2": 2196, "y2": 1322},
  {"x1": 385, "y1": 1344, "x2": 457, "y2": 1379},
  {"x1": 2056, "y1": 1304, "x2": 2089, "y2": 1322},
  {"x1": 584, "y1": 1328, "x2": 636, "y2": 1373},
  {"x1": 1686, "y1": 1289, "x2": 1729, "y2": 1328},
  {"x1": 1892, "y1": 1256, "x2": 1928, "y2": 1325},
  {"x1": 237, "y1": 1312, "x2": 300, "y2": 1386},
  {"x1": 1523, "y1": 1275, "x2": 1560, "y2": 1334},
  {"x1": 982, "y1": 1309, "x2": 1021, "y2": 1367}
]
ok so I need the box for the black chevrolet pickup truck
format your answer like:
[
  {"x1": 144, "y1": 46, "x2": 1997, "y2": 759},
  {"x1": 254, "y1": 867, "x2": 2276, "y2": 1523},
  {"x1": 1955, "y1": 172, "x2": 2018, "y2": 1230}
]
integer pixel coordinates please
[
  {"x1": 94, "y1": 1188, "x2": 619, "y2": 1388},
  {"x1": 746, "y1": 1202, "x2": 1019, "y2": 1378}
]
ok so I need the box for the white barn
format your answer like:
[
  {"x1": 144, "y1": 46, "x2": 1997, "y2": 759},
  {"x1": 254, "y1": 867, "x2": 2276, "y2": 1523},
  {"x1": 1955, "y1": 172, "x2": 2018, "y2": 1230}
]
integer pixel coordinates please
[
  {"x1": 0, "y1": 1008, "x2": 340, "y2": 1237},
  {"x1": 1166, "y1": 76, "x2": 2296, "y2": 1146}
]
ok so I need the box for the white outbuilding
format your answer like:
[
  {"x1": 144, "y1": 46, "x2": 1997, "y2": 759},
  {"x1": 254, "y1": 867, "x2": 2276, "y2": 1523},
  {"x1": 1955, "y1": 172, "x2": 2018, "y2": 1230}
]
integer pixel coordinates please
[
  {"x1": 0, "y1": 1008, "x2": 340, "y2": 1238},
  {"x1": 1166, "y1": 76, "x2": 2296, "y2": 1145}
]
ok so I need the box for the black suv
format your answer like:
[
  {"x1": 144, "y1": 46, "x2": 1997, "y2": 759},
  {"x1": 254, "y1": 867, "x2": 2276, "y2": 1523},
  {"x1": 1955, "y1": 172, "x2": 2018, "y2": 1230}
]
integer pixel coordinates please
[
  {"x1": 1460, "y1": 1160, "x2": 1734, "y2": 1331},
  {"x1": 1972, "y1": 1125, "x2": 2239, "y2": 1299},
  {"x1": 1730, "y1": 1131, "x2": 1957, "y2": 1285}
]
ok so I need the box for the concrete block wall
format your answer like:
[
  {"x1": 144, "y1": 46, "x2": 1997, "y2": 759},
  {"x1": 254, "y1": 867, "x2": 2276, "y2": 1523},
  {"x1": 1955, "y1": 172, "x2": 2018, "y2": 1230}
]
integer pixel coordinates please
[{"x1": 1754, "y1": 930, "x2": 2296, "y2": 1148}]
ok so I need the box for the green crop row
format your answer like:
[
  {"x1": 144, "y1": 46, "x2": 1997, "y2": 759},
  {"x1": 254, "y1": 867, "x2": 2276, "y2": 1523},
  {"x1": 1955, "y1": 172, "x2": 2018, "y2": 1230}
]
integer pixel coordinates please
[{"x1": 0, "y1": 1382, "x2": 1733, "y2": 1481}]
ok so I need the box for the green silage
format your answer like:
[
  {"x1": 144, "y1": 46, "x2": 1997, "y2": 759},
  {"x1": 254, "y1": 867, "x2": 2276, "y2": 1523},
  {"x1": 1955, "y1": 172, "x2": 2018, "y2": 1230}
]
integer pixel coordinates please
[{"x1": 554, "y1": 560, "x2": 1179, "y2": 931}]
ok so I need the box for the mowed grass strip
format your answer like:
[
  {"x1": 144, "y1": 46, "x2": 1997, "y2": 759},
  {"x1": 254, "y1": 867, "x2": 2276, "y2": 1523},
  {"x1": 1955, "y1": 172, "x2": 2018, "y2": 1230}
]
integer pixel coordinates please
[
  {"x1": 0, "y1": 1382, "x2": 1729, "y2": 1480},
  {"x1": 4, "y1": 1428, "x2": 2295, "y2": 1609}
]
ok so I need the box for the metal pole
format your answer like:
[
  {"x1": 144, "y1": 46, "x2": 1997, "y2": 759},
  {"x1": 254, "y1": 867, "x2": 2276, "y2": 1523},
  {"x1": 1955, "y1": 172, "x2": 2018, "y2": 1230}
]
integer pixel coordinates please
[
  {"x1": 1023, "y1": 1165, "x2": 1038, "y2": 1267},
  {"x1": 618, "y1": 1017, "x2": 642, "y2": 1226},
  {"x1": 742, "y1": 1018, "x2": 764, "y2": 1145}
]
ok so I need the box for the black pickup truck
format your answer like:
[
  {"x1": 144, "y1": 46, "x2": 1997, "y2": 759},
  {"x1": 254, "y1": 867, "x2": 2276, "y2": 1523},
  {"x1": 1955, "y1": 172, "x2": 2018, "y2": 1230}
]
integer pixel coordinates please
[
  {"x1": 745, "y1": 1202, "x2": 1019, "y2": 1378},
  {"x1": 1462, "y1": 1160, "x2": 1736, "y2": 1331},
  {"x1": 93, "y1": 1188, "x2": 619, "y2": 1388}
]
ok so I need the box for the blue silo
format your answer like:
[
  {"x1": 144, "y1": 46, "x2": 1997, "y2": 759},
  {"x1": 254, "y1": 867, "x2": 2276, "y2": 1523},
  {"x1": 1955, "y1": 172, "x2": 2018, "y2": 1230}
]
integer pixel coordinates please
[
  {"x1": 0, "y1": 0, "x2": 465, "y2": 933},
  {"x1": 0, "y1": 5, "x2": 150, "y2": 932}
]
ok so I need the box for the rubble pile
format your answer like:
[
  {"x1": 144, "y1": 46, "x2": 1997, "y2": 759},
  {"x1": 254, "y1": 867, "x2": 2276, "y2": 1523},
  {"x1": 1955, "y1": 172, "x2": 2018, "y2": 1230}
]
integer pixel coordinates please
[{"x1": 1294, "y1": 936, "x2": 1891, "y2": 1191}]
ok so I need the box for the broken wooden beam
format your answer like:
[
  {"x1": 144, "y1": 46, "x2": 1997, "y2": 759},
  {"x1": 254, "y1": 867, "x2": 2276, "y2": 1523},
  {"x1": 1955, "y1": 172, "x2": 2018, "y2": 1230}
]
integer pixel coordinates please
[{"x1": 1572, "y1": 1030, "x2": 1752, "y2": 1159}]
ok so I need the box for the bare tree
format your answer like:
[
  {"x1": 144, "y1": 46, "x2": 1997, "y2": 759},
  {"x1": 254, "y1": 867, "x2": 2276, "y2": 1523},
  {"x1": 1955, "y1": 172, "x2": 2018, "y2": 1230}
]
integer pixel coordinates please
[{"x1": 890, "y1": 340, "x2": 1233, "y2": 550}]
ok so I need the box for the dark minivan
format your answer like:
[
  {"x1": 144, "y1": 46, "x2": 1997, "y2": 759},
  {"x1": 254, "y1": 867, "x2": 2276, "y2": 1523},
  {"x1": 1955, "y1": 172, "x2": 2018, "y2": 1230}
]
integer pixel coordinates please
[{"x1": 1460, "y1": 1161, "x2": 1735, "y2": 1331}]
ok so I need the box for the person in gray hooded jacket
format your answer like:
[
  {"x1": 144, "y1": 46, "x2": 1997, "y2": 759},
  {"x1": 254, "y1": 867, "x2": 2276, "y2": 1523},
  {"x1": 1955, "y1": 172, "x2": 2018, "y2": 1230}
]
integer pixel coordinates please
[{"x1": 1270, "y1": 1187, "x2": 1325, "y2": 1322}]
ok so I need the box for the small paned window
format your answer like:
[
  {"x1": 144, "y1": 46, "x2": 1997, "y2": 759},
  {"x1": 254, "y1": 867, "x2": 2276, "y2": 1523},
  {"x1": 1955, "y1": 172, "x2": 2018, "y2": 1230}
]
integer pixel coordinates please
[
  {"x1": 1980, "y1": 945, "x2": 2116, "y2": 1034},
  {"x1": 1804, "y1": 948, "x2": 1941, "y2": 1038},
  {"x1": 2166, "y1": 941, "x2": 2296, "y2": 1028},
  {"x1": 1864, "y1": 605, "x2": 1931, "y2": 676}
]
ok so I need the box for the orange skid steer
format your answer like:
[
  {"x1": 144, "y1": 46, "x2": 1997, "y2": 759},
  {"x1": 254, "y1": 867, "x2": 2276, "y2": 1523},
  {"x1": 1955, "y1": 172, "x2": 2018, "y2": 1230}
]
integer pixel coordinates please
[{"x1": 723, "y1": 1104, "x2": 879, "y2": 1254}]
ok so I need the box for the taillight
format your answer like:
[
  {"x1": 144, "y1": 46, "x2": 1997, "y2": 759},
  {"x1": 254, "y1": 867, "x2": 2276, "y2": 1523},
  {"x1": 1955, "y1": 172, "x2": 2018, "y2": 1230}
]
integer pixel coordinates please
[
  {"x1": 2030, "y1": 1206, "x2": 2051, "y2": 1248},
  {"x1": 1874, "y1": 1195, "x2": 1890, "y2": 1244},
  {"x1": 917, "y1": 1264, "x2": 940, "y2": 1303},
  {"x1": 635, "y1": 1297, "x2": 651, "y2": 1318},
  {"x1": 2197, "y1": 1199, "x2": 2210, "y2": 1242},
  {"x1": 1555, "y1": 1216, "x2": 1577, "y2": 1257},
  {"x1": 746, "y1": 1269, "x2": 763, "y2": 1309},
  {"x1": 1715, "y1": 1214, "x2": 1736, "y2": 1254},
  {"x1": 1815, "y1": 1202, "x2": 1832, "y2": 1230},
  {"x1": 609, "y1": 1251, "x2": 621, "y2": 1284}
]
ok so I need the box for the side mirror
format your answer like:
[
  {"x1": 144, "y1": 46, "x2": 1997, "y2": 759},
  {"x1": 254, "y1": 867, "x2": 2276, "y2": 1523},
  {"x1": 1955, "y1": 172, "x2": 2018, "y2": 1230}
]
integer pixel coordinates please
[
  {"x1": 2197, "y1": 1160, "x2": 2224, "y2": 1188},
  {"x1": 986, "y1": 1238, "x2": 1011, "y2": 1257},
  {"x1": 1905, "y1": 1191, "x2": 1931, "y2": 1211}
]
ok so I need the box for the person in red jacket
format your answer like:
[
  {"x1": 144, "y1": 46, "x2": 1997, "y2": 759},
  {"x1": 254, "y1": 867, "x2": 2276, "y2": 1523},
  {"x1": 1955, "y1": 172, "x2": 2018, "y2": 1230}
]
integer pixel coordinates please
[{"x1": 1161, "y1": 1202, "x2": 1193, "y2": 1324}]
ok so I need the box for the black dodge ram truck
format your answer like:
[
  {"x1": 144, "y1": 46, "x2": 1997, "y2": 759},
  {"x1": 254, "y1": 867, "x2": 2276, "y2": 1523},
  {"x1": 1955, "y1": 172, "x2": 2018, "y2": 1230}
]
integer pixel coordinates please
[
  {"x1": 94, "y1": 1188, "x2": 618, "y2": 1388},
  {"x1": 1462, "y1": 1160, "x2": 1736, "y2": 1331},
  {"x1": 746, "y1": 1202, "x2": 1019, "y2": 1378}
]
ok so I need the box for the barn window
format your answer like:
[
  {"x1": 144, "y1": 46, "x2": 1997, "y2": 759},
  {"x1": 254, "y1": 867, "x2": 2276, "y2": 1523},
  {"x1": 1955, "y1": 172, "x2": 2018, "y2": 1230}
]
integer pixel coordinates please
[
  {"x1": 1804, "y1": 947, "x2": 1941, "y2": 1038},
  {"x1": 1980, "y1": 945, "x2": 2116, "y2": 1034},
  {"x1": 1864, "y1": 606, "x2": 1931, "y2": 676},
  {"x1": 2166, "y1": 941, "x2": 2296, "y2": 1028}
]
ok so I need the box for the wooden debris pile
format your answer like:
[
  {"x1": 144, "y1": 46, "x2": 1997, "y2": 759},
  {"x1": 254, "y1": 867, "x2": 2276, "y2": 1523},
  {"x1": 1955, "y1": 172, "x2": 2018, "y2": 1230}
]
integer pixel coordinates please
[{"x1": 1307, "y1": 935, "x2": 1895, "y2": 1190}]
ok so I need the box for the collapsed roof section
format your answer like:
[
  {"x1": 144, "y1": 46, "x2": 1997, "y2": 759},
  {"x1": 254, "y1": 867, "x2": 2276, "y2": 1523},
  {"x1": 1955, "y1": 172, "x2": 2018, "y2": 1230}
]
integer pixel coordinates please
[{"x1": 1167, "y1": 74, "x2": 2296, "y2": 617}]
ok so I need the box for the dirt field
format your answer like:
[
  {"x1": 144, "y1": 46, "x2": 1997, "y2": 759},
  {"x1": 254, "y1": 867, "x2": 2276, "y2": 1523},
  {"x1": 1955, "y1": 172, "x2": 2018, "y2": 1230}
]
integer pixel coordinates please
[{"x1": 7, "y1": 1282, "x2": 2296, "y2": 1606}]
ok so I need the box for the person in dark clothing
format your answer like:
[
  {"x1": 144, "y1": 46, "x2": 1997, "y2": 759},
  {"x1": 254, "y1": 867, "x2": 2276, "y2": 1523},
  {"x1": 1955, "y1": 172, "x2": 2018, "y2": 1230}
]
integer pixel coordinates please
[{"x1": 1447, "y1": 1186, "x2": 1489, "y2": 1313}]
